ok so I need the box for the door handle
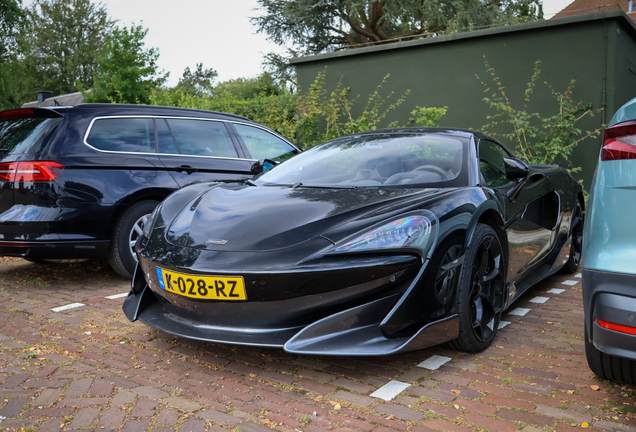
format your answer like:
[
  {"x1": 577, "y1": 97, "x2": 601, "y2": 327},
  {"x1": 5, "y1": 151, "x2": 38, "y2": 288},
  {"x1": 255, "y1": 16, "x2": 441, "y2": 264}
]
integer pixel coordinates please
[{"x1": 176, "y1": 165, "x2": 195, "y2": 174}]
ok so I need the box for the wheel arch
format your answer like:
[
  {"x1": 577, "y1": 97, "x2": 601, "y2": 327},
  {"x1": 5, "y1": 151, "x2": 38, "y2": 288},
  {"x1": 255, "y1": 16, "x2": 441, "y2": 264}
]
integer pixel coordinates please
[
  {"x1": 107, "y1": 188, "x2": 173, "y2": 236},
  {"x1": 466, "y1": 202, "x2": 507, "y2": 252},
  {"x1": 577, "y1": 192, "x2": 585, "y2": 211}
]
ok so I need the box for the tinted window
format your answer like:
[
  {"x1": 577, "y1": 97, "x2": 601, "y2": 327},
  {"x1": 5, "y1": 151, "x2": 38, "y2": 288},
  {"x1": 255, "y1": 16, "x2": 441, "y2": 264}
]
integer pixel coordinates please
[
  {"x1": 233, "y1": 123, "x2": 296, "y2": 161},
  {"x1": 0, "y1": 117, "x2": 62, "y2": 154},
  {"x1": 479, "y1": 140, "x2": 511, "y2": 187},
  {"x1": 167, "y1": 119, "x2": 237, "y2": 158},
  {"x1": 86, "y1": 118, "x2": 155, "y2": 153},
  {"x1": 156, "y1": 119, "x2": 179, "y2": 154},
  {"x1": 257, "y1": 133, "x2": 468, "y2": 188}
]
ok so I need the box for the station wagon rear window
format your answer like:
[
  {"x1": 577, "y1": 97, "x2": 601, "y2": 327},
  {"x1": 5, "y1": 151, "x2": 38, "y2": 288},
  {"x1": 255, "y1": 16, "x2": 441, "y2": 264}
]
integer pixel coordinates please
[
  {"x1": 0, "y1": 117, "x2": 62, "y2": 155},
  {"x1": 86, "y1": 118, "x2": 155, "y2": 153}
]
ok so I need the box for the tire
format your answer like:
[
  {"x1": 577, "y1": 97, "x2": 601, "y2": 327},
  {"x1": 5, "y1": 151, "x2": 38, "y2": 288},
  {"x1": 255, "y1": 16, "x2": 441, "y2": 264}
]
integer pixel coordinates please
[
  {"x1": 450, "y1": 223, "x2": 506, "y2": 352},
  {"x1": 585, "y1": 325, "x2": 636, "y2": 384},
  {"x1": 561, "y1": 201, "x2": 583, "y2": 274},
  {"x1": 108, "y1": 200, "x2": 159, "y2": 278}
]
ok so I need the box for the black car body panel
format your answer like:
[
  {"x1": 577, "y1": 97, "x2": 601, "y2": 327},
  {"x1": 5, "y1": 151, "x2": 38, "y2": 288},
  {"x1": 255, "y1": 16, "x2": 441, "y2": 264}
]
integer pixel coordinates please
[
  {"x1": 0, "y1": 104, "x2": 299, "y2": 276},
  {"x1": 123, "y1": 128, "x2": 583, "y2": 355}
]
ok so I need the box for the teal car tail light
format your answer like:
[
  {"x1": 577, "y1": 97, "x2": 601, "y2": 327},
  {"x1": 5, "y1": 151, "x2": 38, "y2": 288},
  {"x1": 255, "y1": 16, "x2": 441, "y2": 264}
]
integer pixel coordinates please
[
  {"x1": 602, "y1": 121, "x2": 636, "y2": 161},
  {"x1": 334, "y1": 211, "x2": 438, "y2": 256}
]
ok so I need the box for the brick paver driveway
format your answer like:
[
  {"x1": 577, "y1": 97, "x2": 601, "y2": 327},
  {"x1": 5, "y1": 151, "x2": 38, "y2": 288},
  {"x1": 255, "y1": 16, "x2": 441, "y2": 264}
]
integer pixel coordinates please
[{"x1": 0, "y1": 258, "x2": 634, "y2": 432}]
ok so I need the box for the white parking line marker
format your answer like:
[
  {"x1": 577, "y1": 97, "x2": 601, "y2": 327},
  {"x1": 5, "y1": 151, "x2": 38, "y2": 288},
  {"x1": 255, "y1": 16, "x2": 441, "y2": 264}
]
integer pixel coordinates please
[
  {"x1": 561, "y1": 280, "x2": 578, "y2": 286},
  {"x1": 509, "y1": 308, "x2": 531, "y2": 316},
  {"x1": 530, "y1": 297, "x2": 549, "y2": 304},
  {"x1": 575, "y1": 273, "x2": 582, "y2": 278},
  {"x1": 51, "y1": 303, "x2": 85, "y2": 312},
  {"x1": 418, "y1": 355, "x2": 451, "y2": 370},
  {"x1": 370, "y1": 380, "x2": 411, "y2": 401},
  {"x1": 548, "y1": 288, "x2": 565, "y2": 294},
  {"x1": 498, "y1": 320, "x2": 511, "y2": 329},
  {"x1": 105, "y1": 293, "x2": 128, "y2": 299}
]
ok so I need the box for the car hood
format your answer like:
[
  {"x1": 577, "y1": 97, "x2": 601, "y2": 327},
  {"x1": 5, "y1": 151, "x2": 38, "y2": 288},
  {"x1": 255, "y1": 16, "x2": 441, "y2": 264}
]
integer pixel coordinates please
[{"x1": 164, "y1": 183, "x2": 449, "y2": 252}]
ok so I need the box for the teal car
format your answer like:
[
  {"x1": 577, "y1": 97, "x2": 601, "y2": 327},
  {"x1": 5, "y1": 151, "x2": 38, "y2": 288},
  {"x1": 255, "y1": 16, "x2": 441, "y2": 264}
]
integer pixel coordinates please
[{"x1": 583, "y1": 98, "x2": 636, "y2": 384}]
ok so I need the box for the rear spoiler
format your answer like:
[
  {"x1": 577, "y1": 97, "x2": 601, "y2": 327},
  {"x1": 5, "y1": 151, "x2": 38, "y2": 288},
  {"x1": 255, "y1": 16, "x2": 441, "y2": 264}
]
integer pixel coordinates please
[{"x1": 0, "y1": 108, "x2": 65, "y2": 121}]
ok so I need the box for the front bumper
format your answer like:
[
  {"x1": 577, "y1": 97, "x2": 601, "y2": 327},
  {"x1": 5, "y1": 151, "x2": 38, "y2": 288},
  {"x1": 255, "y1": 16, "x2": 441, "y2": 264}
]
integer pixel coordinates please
[
  {"x1": 583, "y1": 269, "x2": 636, "y2": 361},
  {"x1": 123, "y1": 254, "x2": 460, "y2": 356},
  {"x1": 123, "y1": 284, "x2": 458, "y2": 356}
]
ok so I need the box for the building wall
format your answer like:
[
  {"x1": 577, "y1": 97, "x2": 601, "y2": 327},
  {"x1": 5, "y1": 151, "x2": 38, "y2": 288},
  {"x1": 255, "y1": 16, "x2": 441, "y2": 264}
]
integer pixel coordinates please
[{"x1": 293, "y1": 12, "x2": 636, "y2": 188}]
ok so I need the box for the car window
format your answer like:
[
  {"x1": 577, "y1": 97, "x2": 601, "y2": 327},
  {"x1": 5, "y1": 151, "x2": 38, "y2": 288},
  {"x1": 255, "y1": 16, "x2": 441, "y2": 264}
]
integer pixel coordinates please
[
  {"x1": 156, "y1": 119, "x2": 179, "y2": 154},
  {"x1": 479, "y1": 139, "x2": 511, "y2": 187},
  {"x1": 0, "y1": 117, "x2": 62, "y2": 155},
  {"x1": 257, "y1": 133, "x2": 469, "y2": 188},
  {"x1": 86, "y1": 118, "x2": 155, "y2": 153},
  {"x1": 166, "y1": 119, "x2": 237, "y2": 158},
  {"x1": 233, "y1": 123, "x2": 296, "y2": 161}
]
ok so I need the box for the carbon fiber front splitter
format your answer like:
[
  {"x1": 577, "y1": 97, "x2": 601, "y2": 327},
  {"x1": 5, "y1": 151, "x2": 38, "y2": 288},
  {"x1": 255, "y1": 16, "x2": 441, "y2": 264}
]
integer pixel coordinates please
[{"x1": 123, "y1": 284, "x2": 459, "y2": 356}]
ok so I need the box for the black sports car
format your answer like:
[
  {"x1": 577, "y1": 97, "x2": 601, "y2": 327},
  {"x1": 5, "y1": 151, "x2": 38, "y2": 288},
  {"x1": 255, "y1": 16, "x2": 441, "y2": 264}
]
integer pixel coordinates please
[{"x1": 123, "y1": 128, "x2": 583, "y2": 355}]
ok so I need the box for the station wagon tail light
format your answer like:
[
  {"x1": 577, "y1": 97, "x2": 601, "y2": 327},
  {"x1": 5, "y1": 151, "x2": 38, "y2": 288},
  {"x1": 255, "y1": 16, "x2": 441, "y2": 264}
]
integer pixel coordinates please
[
  {"x1": 602, "y1": 121, "x2": 636, "y2": 161},
  {"x1": 0, "y1": 161, "x2": 63, "y2": 182}
]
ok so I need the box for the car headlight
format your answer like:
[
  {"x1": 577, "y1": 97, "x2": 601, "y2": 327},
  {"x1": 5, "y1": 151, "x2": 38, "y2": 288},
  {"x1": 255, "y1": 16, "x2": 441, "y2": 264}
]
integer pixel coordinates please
[{"x1": 333, "y1": 210, "x2": 438, "y2": 256}]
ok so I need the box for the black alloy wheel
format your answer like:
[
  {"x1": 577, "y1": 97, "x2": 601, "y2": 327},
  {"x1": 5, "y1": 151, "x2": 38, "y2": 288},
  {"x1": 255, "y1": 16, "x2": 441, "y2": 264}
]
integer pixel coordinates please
[
  {"x1": 434, "y1": 244, "x2": 462, "y2": 306},
  {"x1": 562, "y1": 202, "x2": 583, "y2": 274},
  {"x1": 451, "y1": 223, "x2": 505, "y2": 352}
]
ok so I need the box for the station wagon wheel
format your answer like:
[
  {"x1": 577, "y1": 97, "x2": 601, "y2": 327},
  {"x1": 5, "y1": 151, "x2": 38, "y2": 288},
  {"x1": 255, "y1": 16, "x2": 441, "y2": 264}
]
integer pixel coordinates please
[
  {"x1": 108, "y1": 200, "x2": 159, "y2": 278},
  {"x1": 561, "y1": 201, "x2": 583, "y2": 274},
  {"x1": 451, "y1": 223, "x2": 505, "y2": 352}
]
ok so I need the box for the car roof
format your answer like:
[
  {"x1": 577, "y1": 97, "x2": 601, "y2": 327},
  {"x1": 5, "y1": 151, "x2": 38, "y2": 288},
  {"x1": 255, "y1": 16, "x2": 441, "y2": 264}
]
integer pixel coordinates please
[
  {"x1": 343, "y1": 127, "x2": 496, "y2": 141},
  {"x1": 66, "y1": 103, "x2": 253, "y2": 122}
]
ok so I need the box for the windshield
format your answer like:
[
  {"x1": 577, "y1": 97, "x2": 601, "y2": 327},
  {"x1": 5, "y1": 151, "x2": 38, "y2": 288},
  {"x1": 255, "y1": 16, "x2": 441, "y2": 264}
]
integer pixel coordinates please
[
  {"x1": 256, "y1": 132, "x2": 470, "y2": 188},
  {"x1": 0, "y1": 117, "x2": 62, "y2": 155}
]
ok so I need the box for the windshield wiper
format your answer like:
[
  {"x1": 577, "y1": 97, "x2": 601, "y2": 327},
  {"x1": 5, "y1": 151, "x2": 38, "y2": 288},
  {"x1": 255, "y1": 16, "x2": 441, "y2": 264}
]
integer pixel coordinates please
[
  {"x1": 292, "y1": 183, "x2": 357, "y2": 190},
  {"x1": 260, "y1": 182, "x2": 357, "y2": 189}
]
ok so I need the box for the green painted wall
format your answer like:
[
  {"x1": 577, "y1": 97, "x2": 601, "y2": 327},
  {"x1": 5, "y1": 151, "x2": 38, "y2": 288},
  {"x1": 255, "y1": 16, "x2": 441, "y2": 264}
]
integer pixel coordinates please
[{"x1": 292, "y1": 11, "x2": 636, "y2": 189}]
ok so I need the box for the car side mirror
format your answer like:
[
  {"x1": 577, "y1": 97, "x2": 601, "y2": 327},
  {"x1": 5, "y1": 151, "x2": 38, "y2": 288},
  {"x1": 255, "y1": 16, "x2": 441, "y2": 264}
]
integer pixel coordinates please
[
  {"x1": 504, "y1": 157, "x2": 530, "y2": 180},
  {"x1": 250, "y1": 159, "x2": 277, "y2": 174}
]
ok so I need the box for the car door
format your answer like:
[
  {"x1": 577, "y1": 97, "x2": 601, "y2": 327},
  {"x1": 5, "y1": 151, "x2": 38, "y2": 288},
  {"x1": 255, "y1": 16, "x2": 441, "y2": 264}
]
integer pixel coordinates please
[
  {"x1": 229, "y1": 122, "x2": 300, "y2": 162},
  {"x1": 478, "y1": 139, "x2": 559, "y2": 285},
  {"x1": 156, "y1": 118, "x2": 254, "y2": 188}
]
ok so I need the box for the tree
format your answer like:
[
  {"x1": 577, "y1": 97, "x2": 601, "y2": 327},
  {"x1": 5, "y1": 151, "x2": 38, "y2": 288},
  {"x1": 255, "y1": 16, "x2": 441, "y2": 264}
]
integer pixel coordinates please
[
  {"x1": 0, "y1": 0, "x2": 29, "y2": 109},
  {"x1": 28, "y1": 0, "x2": 115, "y2": 95},
  {"x1": 85, "y1": 24, "x2": 168, "y2": 104},
  {"x1": 175, "y1": 63, "x2": 218, "y2": 97},
  {"x1": 212, "y1": 72, "x2": 283, "y2": 100},
  {"x1": 254, "y1": 0, "x2": 543, "y2": 55},
  {"x1": 0, "y1": 0, "x2": 25, "y2": 64}
]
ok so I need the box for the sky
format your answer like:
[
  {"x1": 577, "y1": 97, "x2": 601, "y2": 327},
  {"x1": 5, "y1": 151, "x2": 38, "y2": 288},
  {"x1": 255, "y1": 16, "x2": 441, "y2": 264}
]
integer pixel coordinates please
[
  {"x1": 26, "y1": 0, "x2": 576, "y2": 87},
  {"x1": 102, "y1": 0, "x2": 287, "y2": 86}
]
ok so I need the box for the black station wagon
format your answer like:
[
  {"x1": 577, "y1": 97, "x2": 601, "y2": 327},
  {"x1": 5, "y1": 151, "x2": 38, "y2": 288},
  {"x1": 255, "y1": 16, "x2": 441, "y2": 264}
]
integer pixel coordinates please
[{"x1": 0, "y1": 103, "x2": 299, "y2": 277}]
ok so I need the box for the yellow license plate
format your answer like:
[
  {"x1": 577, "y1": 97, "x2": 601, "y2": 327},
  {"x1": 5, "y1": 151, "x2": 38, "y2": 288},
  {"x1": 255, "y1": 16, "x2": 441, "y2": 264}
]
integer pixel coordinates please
[{"x1": 155, "y1": 267, "x2": 246, "y2": 300}]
